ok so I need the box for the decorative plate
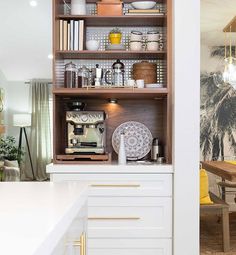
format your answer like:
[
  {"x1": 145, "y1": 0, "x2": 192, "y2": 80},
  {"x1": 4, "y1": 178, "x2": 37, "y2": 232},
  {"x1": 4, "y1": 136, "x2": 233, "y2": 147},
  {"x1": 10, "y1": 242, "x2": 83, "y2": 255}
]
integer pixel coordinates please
[{"x1": 112, "y1": 121, "x2": 153, "y2": 160}]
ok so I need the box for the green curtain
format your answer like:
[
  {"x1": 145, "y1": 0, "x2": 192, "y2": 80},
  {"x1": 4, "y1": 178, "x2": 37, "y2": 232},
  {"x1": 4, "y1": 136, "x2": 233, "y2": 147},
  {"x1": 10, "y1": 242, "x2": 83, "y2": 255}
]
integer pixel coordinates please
[{"x1": 25, "y1": 79, "x2": 52, "y2": 181}]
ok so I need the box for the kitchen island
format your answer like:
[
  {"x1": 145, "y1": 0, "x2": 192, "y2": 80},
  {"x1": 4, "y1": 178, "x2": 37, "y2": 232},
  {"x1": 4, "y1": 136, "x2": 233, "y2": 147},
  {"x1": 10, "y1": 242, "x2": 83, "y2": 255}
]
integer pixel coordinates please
[{"x1": 0, "y1": 182, "x2": 88, "y2": 255}]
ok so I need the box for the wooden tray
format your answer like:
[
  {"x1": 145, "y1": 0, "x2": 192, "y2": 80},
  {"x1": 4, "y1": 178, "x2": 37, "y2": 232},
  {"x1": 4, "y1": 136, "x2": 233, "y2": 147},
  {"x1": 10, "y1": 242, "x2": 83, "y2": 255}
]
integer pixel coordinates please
[{"x1": 56, "y1": 153, "x2": 111, "y2": 164}]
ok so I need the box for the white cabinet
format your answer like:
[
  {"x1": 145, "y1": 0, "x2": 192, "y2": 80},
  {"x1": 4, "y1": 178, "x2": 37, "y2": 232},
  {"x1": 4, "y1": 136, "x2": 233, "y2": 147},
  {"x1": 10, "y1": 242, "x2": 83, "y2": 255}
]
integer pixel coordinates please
[
  {"x1": 50, "y1": 172, "x2": 173, "y2": 255},
  {"x1": 52, "y1": 204, "x2": 87, "y2": 255}
]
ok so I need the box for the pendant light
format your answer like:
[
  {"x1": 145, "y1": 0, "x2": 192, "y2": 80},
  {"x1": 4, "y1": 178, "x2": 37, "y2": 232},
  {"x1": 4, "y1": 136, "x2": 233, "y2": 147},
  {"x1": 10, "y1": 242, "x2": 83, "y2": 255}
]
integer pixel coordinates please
[{"x1": 223, "y1": 25, "x2": 236, "y2": 89}]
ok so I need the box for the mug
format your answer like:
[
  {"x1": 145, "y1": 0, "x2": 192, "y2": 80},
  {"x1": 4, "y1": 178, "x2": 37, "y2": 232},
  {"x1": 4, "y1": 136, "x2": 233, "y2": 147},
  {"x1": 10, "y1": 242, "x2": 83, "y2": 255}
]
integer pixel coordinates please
[
  {"x1": 136, "y1": 79, "x2": 145, "y2": 88},
  {"x1": 147, "y1": 41, "x2": 159, "y2": 51},
  {"x1": 130, "y1": 41, "x2": 142, "y2": 51},
  {"x1": 130, "y1": 31, "x2": 143, "y2": 41},
  {"x1": 127, "y1": 79, "x2": 136, "y2": 87},
  {"x1": 147, "y1": 31, "x2": 160, "y2": 41}
]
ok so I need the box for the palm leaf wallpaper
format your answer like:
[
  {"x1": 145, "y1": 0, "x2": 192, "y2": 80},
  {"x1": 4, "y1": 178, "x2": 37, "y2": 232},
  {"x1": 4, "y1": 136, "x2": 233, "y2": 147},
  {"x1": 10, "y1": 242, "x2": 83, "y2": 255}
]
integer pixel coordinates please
[{"x1": 200, "y1": 46, "x2": 236, "y2": 160}]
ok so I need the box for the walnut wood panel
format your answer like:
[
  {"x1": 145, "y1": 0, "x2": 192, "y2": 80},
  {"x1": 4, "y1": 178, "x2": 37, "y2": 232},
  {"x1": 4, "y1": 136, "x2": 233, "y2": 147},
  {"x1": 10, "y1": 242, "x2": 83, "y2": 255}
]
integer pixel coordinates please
[
  {"x1": 53, "y1": 88, "x2": 168, "y2": 99},
  {"x1": 165, "y1": 0, "x2": 172, "y2": 163},
  {"x1": 54, "y1": 97, "x2": 166, "y2": 161},
  {"x1": 55, "y1": 50, "x2": 166, "y2": 60},
  {"x1": 56, "y1": 15, "x2": 166, "y2": 27},
  {"x1": 201, "y1": 161, "x2": 236, "y2": 182}
]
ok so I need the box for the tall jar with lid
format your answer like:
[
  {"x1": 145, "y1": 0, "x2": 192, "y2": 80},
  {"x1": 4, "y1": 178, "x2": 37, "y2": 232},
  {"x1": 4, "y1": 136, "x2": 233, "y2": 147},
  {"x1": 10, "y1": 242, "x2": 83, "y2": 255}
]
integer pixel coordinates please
[
  {"x1": 78, "y1": 65, "x2": 90, "y2": 88},
  {"x1": 64, "y1": 62, "x2": 77, "y2": 88}
]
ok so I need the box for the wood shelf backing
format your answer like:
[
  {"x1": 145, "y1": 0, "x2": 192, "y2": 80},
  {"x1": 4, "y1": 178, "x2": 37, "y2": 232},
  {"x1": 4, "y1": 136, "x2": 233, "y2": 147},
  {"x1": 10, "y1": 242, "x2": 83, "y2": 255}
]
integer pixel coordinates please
[
  {"x1": 56, "y1": 50, "x2": 166, "y2": 60},
  {"x1": 56, "y1": 15, "x2": 166, "y2": 27},
  {"x1": 53, "y1": 98, "x2": 166, "y2": 162},
  {"x1": 53, "y1": 87, "x2": 168, "y2": 99}
]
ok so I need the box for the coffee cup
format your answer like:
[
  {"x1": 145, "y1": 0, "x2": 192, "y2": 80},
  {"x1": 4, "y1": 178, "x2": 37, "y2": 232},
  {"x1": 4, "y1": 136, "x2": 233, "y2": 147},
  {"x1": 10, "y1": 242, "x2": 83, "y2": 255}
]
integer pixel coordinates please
[
  {"x1": 146, "y1": 41, "x2": 159, "y2": 51},
  {"x1": 136, "y1": 79, "x2": 145, "y2": 88},
  {"x1": 127, "y1": 79, "x2": 136, "y2": 87},
  {"x1": 130, "y1": 41, "x2": 142, "y2": 51}
]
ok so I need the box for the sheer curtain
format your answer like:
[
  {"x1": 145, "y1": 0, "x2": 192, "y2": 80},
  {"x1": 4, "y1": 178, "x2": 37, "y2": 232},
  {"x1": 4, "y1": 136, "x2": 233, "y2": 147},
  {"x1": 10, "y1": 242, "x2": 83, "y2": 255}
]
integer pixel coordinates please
[{"x1": 25, "y1": 79, "x2": 52, "y2": 181}]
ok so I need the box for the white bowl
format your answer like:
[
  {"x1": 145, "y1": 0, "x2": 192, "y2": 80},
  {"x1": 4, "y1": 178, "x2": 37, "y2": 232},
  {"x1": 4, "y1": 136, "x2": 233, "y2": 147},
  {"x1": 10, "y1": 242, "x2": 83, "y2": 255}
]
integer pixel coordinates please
[
  {"x1": 131, "y1": 1, "x2": 156, "y2": 9},
  {"x1": 86, "y1": 40, "x2": 100, "y2": 51}
]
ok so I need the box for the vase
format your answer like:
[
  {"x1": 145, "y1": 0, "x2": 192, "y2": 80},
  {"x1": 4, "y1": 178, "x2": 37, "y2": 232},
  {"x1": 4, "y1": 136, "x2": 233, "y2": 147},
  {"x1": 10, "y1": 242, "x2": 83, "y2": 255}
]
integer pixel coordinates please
[{"x1": 118, "y1": 134, "x2": 126, "y2": 165}]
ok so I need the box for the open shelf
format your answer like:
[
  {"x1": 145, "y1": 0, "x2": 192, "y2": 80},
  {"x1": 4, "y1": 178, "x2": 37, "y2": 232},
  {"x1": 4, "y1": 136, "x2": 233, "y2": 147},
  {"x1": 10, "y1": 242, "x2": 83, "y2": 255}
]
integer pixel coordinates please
[
  {"x1": 56, "y1": 15, "x2": 166, "y2": 27},
  {"x1": 53, "y1": 87, "x2": 168, "y2": 99},
  {"x1": 56, "y1": 50, "x2": 166, "y2": 60}
]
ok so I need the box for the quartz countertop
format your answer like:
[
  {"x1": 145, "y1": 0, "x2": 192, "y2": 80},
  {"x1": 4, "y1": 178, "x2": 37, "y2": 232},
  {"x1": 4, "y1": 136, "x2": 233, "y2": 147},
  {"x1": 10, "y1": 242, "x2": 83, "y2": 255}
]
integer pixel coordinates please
[
  {"x1": 0, "y1": 182, "x2": 88, "y2": 255},
  {"x1": 46, "y1": 162, "x2": 173, "y2": 174}
]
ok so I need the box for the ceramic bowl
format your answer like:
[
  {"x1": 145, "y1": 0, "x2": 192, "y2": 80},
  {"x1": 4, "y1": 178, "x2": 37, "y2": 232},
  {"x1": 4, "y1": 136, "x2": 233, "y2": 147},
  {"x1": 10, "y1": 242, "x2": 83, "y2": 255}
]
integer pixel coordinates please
[
  {"x1": 86, "y1": 40, "x2": 100, "y2": 51},
  {"x1": 131, "y1": 1, "x2": 156, "y2": 9}
]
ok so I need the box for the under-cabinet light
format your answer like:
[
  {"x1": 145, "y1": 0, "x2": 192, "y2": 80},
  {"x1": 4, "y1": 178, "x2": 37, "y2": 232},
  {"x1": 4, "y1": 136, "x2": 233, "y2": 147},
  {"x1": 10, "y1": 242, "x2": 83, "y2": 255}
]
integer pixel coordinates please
[{"x1": 108, "y1": 98, "x2": 118, "y2": 104}]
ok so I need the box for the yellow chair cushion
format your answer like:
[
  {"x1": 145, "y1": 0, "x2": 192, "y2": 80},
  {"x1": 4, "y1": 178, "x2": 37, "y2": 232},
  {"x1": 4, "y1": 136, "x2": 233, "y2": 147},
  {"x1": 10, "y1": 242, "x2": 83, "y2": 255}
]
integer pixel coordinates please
[
  {"x1": 200, "y1": 169, "x2": 213, "y2": 204},
  {"x1": 225, "y1": 160, "x2": 236, "y2": 165}
]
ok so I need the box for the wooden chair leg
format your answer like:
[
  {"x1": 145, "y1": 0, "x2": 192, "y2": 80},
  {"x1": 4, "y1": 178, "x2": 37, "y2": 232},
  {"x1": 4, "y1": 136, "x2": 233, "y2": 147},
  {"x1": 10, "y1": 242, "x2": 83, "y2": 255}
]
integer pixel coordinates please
[{"x1": 222, "y1": 207, "x2": 230, "y2": 252}]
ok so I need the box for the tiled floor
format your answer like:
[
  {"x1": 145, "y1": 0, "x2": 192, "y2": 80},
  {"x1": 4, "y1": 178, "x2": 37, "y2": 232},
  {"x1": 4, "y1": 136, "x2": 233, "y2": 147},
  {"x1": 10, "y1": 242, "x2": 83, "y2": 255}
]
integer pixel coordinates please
[{"x1": 201, "y1": 213, "x2": 236, "y2": 254}]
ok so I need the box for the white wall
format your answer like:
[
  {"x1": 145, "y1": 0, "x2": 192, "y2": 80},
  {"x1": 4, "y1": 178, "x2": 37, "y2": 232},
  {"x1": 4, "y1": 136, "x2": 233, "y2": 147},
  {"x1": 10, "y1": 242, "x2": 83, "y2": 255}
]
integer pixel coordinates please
[{"x1": 173, "y1": 0, "x2": 200, "y2": 255}]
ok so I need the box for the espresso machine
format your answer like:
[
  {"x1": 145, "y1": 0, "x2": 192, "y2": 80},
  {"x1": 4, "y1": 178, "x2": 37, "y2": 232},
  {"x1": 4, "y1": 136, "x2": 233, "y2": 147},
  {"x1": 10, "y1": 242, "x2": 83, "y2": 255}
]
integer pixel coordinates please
[{"x1": 65, "y1": 110, "x2": 106, "y2": 154}]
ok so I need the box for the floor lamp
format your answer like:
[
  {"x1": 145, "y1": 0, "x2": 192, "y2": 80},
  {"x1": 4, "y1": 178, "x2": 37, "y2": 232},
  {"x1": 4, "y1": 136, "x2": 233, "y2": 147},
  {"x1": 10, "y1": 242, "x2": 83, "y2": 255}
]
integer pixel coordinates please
[{"x1": 13, "y1": 114, "x2": 35, "y2": 180}]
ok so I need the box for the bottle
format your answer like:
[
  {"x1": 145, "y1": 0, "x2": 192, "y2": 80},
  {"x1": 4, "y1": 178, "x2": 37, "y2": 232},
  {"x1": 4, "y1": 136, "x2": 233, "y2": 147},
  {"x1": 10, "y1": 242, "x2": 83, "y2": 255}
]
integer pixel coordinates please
[
  {"x1": 118, "y1": 133, "x2": 126, "y2": 165},
  {"x1": 151, "y1": 138, "x2": 162, "y2": 161}
]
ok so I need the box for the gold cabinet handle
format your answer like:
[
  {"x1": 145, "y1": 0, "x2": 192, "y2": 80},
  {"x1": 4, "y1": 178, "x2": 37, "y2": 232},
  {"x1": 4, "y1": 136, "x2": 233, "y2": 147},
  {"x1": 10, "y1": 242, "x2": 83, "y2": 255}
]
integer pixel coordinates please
[
  {"x1": 68, "y1": 232, "x2": 86, "y2": 255},
  {"x1": 90, "y1": 184, "x2": 140, "y2": 188},
  {"x1": 88, "y1": 217, "x2": 140, "y2": 220}
]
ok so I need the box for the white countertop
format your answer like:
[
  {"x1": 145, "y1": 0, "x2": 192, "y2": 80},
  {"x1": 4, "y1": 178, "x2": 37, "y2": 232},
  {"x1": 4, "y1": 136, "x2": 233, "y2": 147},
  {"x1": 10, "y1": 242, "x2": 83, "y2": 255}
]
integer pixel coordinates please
[
  {"x1": 47, "y1": 163, "x2": 173, "y2": 174},
  {"x1": 0, "y1": 182, "x2": 88, "y2": 255}
]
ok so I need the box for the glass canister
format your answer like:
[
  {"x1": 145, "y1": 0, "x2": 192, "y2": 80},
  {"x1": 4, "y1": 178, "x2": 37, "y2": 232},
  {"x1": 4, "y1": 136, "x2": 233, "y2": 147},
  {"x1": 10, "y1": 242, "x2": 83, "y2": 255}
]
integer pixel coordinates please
[
  {"x1": 78, "y1": 65, "x2": 90, "y2": 87},
  {"x1": 64, "y1": 62, "x2": 77, "y2": 88}
]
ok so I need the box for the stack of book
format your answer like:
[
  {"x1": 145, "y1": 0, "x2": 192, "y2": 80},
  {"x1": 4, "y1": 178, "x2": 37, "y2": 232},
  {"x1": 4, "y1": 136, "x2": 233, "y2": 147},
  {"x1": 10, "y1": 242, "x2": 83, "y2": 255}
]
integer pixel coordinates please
[
  {"x1": 125, "y1": 9, "x2": 164, "y2": 16},
  {"x1": 59, "y1": 19, "x2": 84, "y2": 51}
]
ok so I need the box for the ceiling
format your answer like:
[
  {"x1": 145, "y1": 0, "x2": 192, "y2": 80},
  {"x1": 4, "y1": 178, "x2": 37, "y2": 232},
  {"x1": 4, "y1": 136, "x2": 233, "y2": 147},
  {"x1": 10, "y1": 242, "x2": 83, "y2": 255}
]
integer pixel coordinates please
[
  {"x1": 201, "y1": 0, "x2": 236, "y2": 46},
  {"x1": 0, "y1": 0, "x2": 52, "y2": 81}
]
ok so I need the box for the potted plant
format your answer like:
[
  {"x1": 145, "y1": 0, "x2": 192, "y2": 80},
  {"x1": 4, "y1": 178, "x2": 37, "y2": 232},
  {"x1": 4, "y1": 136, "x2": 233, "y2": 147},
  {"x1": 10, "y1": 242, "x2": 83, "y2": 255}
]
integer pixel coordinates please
[
  {"x1": 0, "y1": 136, "x2": 24, "y2": 165},
  {"x1": 109, "y1": 28, "x2": 122, "y2": 45}
]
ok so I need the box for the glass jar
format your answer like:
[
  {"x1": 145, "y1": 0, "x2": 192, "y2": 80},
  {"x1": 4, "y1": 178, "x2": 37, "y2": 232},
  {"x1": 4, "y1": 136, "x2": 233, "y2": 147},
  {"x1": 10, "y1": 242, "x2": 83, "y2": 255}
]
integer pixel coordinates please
[
  {"x1": 64, "y1": 62, "x2": 77, "y2": 88},
  {"x1": 78, "y1": 65, "x2": 90, "y2": 87}
]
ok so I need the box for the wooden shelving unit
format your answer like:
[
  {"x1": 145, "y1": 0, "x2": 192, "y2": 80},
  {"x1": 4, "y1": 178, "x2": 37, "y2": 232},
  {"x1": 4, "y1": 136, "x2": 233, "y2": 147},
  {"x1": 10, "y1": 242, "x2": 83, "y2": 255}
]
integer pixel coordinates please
[
  {"x1": 53, "y1": 87, "x2": 168, "y2": 99},
  {"x1": 55, "y1": 50, "x2": 166, "y2": 60},
  {"x1": 53, "y1": 0, "x2": 172, "y2": 164},
  {"x1": 56, "y1": 15, "x2": 166, "y2": 27}
]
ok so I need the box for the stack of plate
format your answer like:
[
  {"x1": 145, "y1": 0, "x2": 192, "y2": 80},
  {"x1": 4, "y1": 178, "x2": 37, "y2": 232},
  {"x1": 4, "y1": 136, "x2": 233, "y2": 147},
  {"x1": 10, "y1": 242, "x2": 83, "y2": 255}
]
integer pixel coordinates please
[{"x1": 145, "y1": 83, "x2": 163, "y2": 88}]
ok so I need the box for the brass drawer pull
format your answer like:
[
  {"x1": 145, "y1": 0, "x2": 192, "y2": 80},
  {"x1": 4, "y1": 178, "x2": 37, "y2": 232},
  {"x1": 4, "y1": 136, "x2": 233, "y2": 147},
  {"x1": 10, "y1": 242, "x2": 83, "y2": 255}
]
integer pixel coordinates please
[
  {"x1": 88, "y1": 217, "x2": 140, "y2": 220},
  {"x1": 67, "y1": 232, "x2": 86, "y2": 255},
  {"x1": 90, "y1": 184, "x2": 140, "y2": 188}
]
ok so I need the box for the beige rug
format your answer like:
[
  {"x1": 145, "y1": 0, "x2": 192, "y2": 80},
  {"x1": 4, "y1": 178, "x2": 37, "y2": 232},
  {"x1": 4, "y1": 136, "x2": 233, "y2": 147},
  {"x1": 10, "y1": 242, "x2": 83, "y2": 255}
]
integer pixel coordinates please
[{"x1": 201, "y1": 213, "x2": 236, "y2": 255}]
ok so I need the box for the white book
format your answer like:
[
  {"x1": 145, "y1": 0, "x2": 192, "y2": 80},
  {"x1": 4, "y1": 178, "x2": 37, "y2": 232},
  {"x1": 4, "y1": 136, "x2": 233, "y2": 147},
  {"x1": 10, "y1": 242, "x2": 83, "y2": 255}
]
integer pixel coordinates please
[
  {"x1": 74, "y1": 20, "x2": 79, "y2": 51},
  {"x1": 59, "y1": 19, "x2": 63, "y2": 51},
  {"x1": 67, "y1": 22, "x2": 70, "y2": 50},
  {"x1": 79, "y1": 20, "x2": 84, "y2": 51},
  {"x1": 70, "y1": 20, "x2": 74, "y2": 51}
]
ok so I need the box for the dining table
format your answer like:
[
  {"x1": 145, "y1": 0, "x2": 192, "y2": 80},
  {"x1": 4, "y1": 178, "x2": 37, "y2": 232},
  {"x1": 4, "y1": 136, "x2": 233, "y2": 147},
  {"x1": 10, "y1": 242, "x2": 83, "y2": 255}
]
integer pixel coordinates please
[{"x1": 201, "y1": 161, "x2": 236, "y2": 200}]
